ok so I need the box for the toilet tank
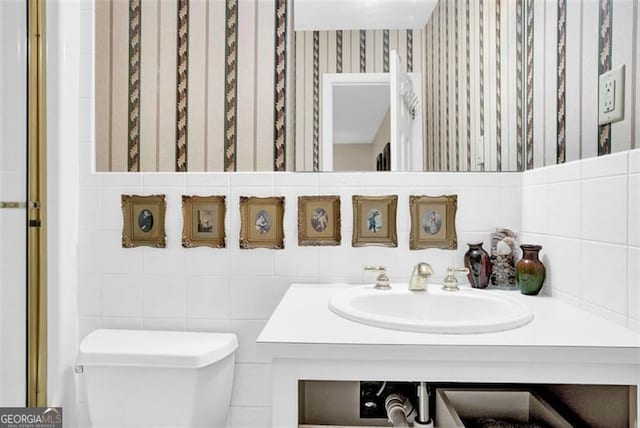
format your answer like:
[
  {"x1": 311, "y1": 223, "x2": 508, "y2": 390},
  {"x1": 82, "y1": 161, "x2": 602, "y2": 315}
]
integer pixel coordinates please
[{"x1": 78, "y1": 329, "x2": 238, "y2": 428}]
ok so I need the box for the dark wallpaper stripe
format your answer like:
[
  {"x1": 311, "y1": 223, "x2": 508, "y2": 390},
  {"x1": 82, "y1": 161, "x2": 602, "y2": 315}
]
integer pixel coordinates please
[
  {"x1": 516, "y1": 0, "x2": 523, "y2": 171},
  {"x1": 336, "y1": 30, "x2": 342, "y2": 73},
  {"x1": 224, "y1": 0, "x2": 238, "y2": 171},
  {"x1": 557, "y1": 0, "x2": 566, "y2": 164},
  {"x1": 598, "y1": 0, "x2": 612, "y2": 156},
  {"x1": 454, "y1": 1, "x2": 459, "y2": 171},
  {"x1": 359, "y1": 29, "x2": 366, "y2": 73},
  {"x1": 176, "y1": 0, "x2": 189, "y2": 172},
  {"x1": 465, "y1": 0, "x2": 471, "y2": 170},
  {"x1": 526, "y1": 0, "x2": 534, "y2": 170},
  {"x1": 445, "y1": 0, "x2": 450, "y2": 171},
  {"x1": 437, "y1": 3, "x2": 442, "y2": 170},
  {"x1": 407, "y1": 29, "x2": 413, "y2": 73},
  {"x1": 273, "y1": 0, "x2": 287, "y2": 171},
  {"x1": 383, "y1": 29, "x2": 389, "y2": 72},
  {"x1": 495, "y1": 0, "x2": 502, "y2": 171},
  {"x1": 479, "y1": 0, "x2": 485, "y2": 171},
  {"x1": 127, "y1": 0, "x2": 141, "y2": 172},
  {"x1": 312, "y1": 31, "x2": 319, "y2": 172}
]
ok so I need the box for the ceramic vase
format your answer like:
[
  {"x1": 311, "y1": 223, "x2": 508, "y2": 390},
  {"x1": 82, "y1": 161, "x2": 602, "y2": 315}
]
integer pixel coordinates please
[
  {"x1": 463, "y1": 242, "x2": 491, "y2": 289},
  {"x1": 516, "y1": 244, "x2": 546, "y2": 295}
]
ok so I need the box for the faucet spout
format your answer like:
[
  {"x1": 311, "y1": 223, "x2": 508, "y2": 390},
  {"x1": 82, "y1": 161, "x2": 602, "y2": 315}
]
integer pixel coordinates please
[{"x1": 409, "y1": 263, "x2": 432, "y2": 291}]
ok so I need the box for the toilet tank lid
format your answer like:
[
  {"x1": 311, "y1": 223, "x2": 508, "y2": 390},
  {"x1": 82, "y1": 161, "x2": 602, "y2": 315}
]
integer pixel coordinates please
[{"x1": 77, "y1": 329, "x2": 238, "y2": 369}]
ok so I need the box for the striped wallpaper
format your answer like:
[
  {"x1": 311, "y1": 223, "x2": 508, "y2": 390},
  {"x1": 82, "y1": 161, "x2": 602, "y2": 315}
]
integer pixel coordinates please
[
  {"x1": 95, "y1": 0, "x2": 292, "y2": 172},
  {"x1": 294, "y1": 28, "x2": 425, "y2": 171},
  {"x1": 424, "y1": 0, "x2": 520, "y2": 172},
  {"x1": 95, "y1": 0, "x2": 639, "y2": 172}
]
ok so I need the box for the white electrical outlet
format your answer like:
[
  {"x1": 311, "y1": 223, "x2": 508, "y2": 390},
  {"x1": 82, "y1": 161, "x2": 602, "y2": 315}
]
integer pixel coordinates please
[{"x1": 598, "y1": 64, "x2": 625, "y2": 125}]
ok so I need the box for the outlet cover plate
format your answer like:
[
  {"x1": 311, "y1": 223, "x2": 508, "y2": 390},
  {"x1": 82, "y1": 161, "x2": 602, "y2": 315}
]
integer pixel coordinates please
[{"x1": 598, "y1": 64, "x2": 625, "y2": 125}]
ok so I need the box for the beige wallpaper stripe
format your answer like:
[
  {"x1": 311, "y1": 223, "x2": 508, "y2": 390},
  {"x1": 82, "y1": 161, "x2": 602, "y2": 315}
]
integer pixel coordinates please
[
  {"x1": 207, "y1": 0, "x2": 226, "y2": 172},
  {"x1": 139, "y1": 0, "x2": 158, "y2": 172},
  {"x1": 157, "y1": 0, "x2": 177, "y2": 171},
  {"x1": 187, "y1": 0, "x2": 206, "y2": 171},
  {"x1": 95, "y1": 0, "x2": 111, "y2": 172},
  {"x1": 112, "y1": 0, "x2": 129, "y2": 172}
]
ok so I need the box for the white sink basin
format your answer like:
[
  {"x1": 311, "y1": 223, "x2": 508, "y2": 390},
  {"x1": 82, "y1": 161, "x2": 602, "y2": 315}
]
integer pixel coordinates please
[{"x1": 328, "y1": 284, "x2": 534, "y2": 334}]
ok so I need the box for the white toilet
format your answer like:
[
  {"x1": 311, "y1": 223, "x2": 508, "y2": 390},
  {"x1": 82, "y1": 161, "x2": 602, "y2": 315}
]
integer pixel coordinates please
[{"x1": 78, "y1": 329, "x2": 238, "y2": 428}]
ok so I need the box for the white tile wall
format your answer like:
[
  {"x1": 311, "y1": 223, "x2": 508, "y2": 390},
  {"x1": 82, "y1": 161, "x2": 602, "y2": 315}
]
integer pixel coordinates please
[
  {"x1": 76, "y1": 169, "x2": 522, "y2": 424},
  {"x1": 522, "y1": 149, "x2": 640, "y2": 330}
]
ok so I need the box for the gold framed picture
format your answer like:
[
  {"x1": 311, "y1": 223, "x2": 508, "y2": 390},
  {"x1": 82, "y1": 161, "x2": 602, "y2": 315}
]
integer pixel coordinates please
[
  {"x1": 182, "y1": 195, "x2": 226, "y2": 248},
  {"x1": 297, "y1": 195, "x2": 341, "y2": 246},
  {"x1": 121, "y1": 194, "x2": 167, "y2": 248},
  {"x1": 239, "y1": 196, "x2": 285, "y2": 249},
  {"x1": 352, "y1": 195, "x2": 398, "y2": 247},
  {"x1": 409, "y1": 194, "x2": 458, "y2": 250}
]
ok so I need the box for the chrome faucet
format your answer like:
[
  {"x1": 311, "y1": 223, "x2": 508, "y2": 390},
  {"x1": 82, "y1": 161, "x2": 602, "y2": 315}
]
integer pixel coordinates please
[{"x1": 409, "y1": 263, "x2": 433, "y2": 291}]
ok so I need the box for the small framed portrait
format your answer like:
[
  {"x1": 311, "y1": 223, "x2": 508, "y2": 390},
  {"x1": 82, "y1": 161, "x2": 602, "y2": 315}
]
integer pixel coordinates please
[
  {"x1": 352, "y1": 195, "x2": 398, "y2": 247},
  {"x1": 239, "y1": 196, "x2": 285, "y2": 249},
  {"x1": 181, "y1": 195, "x2": 226, "y2": 248},
  {"x1": 409, "y1": 194, "x2": 458, "y2": 250},
  {"x1": 121, "y1": 194, "x2": 166, "y2": 248},
  {"x1": 297, "y1": 195, "x2": 341, "y2": 246}
]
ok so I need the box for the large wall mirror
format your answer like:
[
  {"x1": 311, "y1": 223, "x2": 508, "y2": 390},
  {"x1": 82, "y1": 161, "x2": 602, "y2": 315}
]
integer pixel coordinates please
[{"x1": 94, "y1": 0, "x2": 635, "y2": 173}]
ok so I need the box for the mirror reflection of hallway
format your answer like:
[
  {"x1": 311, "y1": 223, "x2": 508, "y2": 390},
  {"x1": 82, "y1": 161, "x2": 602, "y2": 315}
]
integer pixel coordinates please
[{"x1": 332, "y1": 84, "x2": 390, "y2": 171}]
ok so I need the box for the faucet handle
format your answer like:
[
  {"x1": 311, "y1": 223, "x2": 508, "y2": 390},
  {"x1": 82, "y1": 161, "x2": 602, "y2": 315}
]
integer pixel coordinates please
[
  {"x1": 442, "y1": 267, "x2": 469, "y2": 292},
  {"x1": 364, "y1": 266, "x2": 390, "y2": 290}
]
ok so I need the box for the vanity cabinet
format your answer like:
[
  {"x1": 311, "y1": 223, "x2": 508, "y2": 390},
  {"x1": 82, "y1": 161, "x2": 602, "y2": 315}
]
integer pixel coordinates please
[
  {"x1": 297, "y1": 381, "x2": 635, "y2": 427},
  {"x1": 257, "y1": 284, "x2": 640, "y2": 427}
]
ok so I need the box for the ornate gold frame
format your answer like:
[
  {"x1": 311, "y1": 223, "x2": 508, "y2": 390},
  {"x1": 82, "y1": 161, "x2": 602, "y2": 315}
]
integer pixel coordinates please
[
  {"x1": 239, "y1": 196, "x2": 285, "y2": 249},
  {"x1": 352, "y1": 195, "x2": 398, "y2": 247},
  {"x1": 409, "y1": 195, "x2": 458, "y2": 250},
  {"x1": 121, "y1": 194, "x2": 167, "y2": 248},
  {"x1": 297, "y1": 195, "x2": 341, "y2": 246},
  {"x1": 182, "y1": 195, "x2": 226, "y2": 248}
]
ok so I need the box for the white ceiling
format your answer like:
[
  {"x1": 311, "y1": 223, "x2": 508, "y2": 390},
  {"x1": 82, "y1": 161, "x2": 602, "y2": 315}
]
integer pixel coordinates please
[
  {"x1": 294, "y1": 0, "x2": 437, "y2": 31},
  {"x1": 333, "y1": 84, "x2": 390, "y2": 145}
]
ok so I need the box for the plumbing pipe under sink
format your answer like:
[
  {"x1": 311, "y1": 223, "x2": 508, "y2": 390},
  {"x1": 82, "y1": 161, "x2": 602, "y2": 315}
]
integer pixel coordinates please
[
  {"x1": 385, "y1": 394, "x2": 412, "y2": 427},
  {"x1": 384, "y1": 384, "x2": 434, "y2": 428}
]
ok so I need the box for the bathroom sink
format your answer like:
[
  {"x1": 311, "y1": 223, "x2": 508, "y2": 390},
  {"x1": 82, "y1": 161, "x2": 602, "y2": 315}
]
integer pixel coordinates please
[{"x1": 328, "y1": 284, "x2": 534, "y2": 334}]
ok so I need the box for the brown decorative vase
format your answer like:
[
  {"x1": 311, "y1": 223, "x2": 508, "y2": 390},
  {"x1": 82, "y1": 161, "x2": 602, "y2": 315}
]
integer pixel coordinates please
[
  {"x1": 516, "y1": 244, "x2": 546, "y2": 295},
  {"x1": 464, "y1": 242, "x2": 491, "y2": 289}
]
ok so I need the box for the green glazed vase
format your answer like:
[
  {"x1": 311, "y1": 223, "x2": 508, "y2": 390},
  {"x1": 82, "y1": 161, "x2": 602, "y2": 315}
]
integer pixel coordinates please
[{"x1": 516, "y1": 244, "x2": 546, "y2": 295}]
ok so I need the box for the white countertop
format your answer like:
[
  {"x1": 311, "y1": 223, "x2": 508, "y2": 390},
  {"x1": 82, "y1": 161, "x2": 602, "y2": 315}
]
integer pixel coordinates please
[{"x1": 257, "y1": 283, "x2": 640, "y2": 364}]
